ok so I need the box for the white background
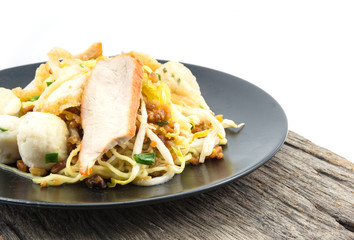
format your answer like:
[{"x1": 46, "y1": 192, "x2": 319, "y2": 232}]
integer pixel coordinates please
[{"x1": 1, "y1": 0, "x2": 353, "y2": 162}]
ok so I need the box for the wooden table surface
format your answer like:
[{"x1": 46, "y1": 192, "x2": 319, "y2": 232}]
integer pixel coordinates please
[{"x1": 0, "y1": 131, "x2": 353, "y2": 240}]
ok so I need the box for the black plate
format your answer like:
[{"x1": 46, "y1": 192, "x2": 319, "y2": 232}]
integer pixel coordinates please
[{"x1": 0, "y1": 61, "x2": 287, "y2": 209}]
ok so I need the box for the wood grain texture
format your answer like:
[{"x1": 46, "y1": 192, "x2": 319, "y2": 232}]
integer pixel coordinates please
[{"x1": 0, "y1": 131, "x2": 353, "y2": 240}]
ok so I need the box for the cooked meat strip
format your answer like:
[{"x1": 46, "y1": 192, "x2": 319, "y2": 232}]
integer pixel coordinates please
[{"x1": 79, "y1": 55, "x2": 143, "y2": 175}]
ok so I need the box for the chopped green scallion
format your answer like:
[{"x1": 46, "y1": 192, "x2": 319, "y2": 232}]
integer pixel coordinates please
[
  {"x1": 133, "y1": 153, "x2": 156, "y2": 165},
  {"x1": 156, "y1": 73, "x2": 161, "y2": 81},
  {"x1": 80, "y1": 63, "x2": 85, "y2": 68},
  {"x1": 45, "y1": 153, "x2": 59, "y2": 164},
  {"x1": 156, "y1": 120, "x2": 169, "y2": 126},
  {"x1": 177, "y1": 78, "x2": 181, "y2": 84},
  {"x1": 46, "y1": 81, "x2": 54, "y2": 87},
  {"x1": 163, "y1": 68, "x2": 167, "y2": 73},
  {"x1": 0, "y1": 128, "x2": 8, "y2": 132},
  {"x1": 28, "y1": 96, "x2": 40, "y2": 102}
]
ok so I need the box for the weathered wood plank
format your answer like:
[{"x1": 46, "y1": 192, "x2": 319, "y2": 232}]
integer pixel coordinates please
[
  {"x1": 0, "y1": 131, "x2": 353, "y2": 240},
  {"x1": 0, "y1": 222, "x2": 21, "y2": 240}
]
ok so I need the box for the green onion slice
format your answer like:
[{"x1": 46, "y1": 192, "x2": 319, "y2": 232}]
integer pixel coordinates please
[
  {"x1": 156, "y1": 120, "x2": 169, "y2": 126},
  {"x1": 28, "y1": 96, "x2": 40, "y2": 102},
  {"x1": 45, "y1": 153, "x2": 59, "y2": 164},
  {"x1": 156, "y1": 73, "x2": 161, "y2": 81},
  {"x1": 133, "y1": 153, "x2": 156, "y2": 165},
  {"x1": 46, "y1": 81, "x2": 54, "y2": 87},
  {"x1": 0, "y1": 128, "x2": 8, "y2": 132}
]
